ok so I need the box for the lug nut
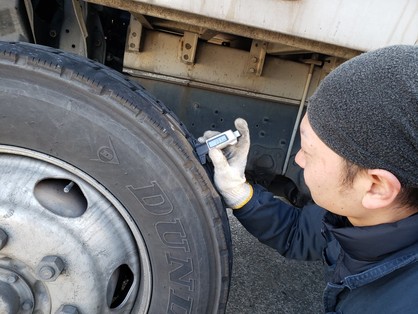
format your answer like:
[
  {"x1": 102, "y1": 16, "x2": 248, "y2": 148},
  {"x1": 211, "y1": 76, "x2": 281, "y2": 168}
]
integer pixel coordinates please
[
  {"x1": 39, "y1": 265, "x2": 56, "y2": 280},
  {"x1": 21, "y1": 300, "x2": 33, "y2": 311},
  {"x1": 7, "y1": 274, "x2": 18, "y2": 283},
  {"x1": 36, "y1": 256, "x2": 64, "y2": 282},
  {"x1": 0, "y1": 229, "x2": 8, "y2": 250},
  {"x1": 56, "y1": 305, "x2": 79, "y2": 314}
]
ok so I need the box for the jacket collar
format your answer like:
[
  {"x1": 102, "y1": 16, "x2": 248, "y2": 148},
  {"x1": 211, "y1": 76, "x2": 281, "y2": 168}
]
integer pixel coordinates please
[{"x1": 324, "y1": 212, "x2": 418, "y2": 278}]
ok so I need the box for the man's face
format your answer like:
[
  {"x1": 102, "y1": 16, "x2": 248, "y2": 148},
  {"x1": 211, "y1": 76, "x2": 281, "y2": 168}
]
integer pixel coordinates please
[{"x1": 295, "y1": 115, "x2": 364, "y2": 220}]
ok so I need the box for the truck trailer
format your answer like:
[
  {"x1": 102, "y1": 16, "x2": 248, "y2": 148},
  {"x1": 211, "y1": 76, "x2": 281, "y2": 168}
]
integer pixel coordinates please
[{"x1": 0, "y1": 0, "x2": 417, "y2": 313}]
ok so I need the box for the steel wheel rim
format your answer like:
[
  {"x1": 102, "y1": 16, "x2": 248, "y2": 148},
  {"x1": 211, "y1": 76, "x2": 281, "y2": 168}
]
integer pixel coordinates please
[{"x1": 0, "y1": 145, "x2": 152, "y2": 313}]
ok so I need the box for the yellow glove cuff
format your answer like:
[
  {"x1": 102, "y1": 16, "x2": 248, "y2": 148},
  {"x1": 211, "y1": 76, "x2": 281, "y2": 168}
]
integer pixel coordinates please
[{"x1": 231, "y1": 183, "x2": 254, "y2": 210}]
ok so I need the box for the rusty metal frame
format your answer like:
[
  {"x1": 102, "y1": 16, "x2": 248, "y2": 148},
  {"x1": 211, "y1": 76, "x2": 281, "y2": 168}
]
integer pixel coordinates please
[{"x1": 86, "y1": 0, "x2": 361, "y2": 59}]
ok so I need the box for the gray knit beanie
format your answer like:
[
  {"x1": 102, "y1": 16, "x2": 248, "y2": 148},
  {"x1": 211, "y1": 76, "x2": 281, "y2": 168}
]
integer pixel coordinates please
[{"x1": 307, "y1": 45, "x2": 418, "y2": 188}]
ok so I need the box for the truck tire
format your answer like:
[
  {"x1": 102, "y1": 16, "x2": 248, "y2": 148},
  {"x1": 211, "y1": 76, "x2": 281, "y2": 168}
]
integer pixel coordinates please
[{"x1": 0, "y1": 42, "x2": 231, "y2": 313}]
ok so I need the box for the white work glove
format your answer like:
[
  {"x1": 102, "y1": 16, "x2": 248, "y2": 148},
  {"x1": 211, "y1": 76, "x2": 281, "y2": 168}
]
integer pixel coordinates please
[{"x1": 199, "y1": 118, "x2": 253, "y2": 209}]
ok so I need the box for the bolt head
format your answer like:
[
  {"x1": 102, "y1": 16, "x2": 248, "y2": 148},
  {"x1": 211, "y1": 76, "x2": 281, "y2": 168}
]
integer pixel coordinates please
[
  {"x1": 56, "y1": 305, "x2": 79, "y2": 314},
  {"x1": 36, "y1": 256, "x2": 64, "y2": 282},
  {"x1": 39, "y1": 266, "x2": 55, "y2": 280},
  {"x1": 21, "y1": 300, "x2": 33, "y2": 311},
  {"x1": 7, "y1": 274, "x2": 18, "y2": 283}
]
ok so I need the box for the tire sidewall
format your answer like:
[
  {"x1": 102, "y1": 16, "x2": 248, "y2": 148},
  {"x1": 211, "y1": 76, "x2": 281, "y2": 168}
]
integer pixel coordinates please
[{"x1": 0, "y1": 46, "x2": 226, "y2": 313}]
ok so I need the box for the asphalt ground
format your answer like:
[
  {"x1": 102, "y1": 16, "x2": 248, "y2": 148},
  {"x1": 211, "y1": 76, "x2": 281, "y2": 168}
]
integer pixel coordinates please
[{"x1": 225, "y1": 209, "x2": 325, "y2": 314}]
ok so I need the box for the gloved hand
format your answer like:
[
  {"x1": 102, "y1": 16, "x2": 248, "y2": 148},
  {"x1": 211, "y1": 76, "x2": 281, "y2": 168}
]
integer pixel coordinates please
[{"x1": 199, "y1": 118, "x2": 253, "y2": 209}]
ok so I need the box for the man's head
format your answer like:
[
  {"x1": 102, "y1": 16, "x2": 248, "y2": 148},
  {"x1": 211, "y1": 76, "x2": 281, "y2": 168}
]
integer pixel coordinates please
[
  {"x1": 308, "y1": 45, "x2": 418, "y2": 188},
  {"x1": 298, "y1": 45, "x2": 418, "y2": 225}
]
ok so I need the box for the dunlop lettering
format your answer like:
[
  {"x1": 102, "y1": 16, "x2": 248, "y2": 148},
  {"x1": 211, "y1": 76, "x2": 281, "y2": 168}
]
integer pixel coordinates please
[
  {"x1": 155, "y1": 219, "x2": 190, "y2": 252},
  {"x1": 166, "y1": 253, "x2": 194, "y2": 291},
  {"x1": 167, "y1": 288, "x2": 192, "y2": 314},
  {"x1": 127, "y1": 181, "x2": 173, "y2": 215}
]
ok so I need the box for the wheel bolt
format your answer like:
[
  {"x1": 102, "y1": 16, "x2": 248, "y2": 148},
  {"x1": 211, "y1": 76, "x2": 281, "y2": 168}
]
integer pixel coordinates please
[
  {"x1": 56, "y1": 304, "x2": 79, "y2": 314},
  {"x1": 0, "y1": 229, "x2": 8, "y2": 250},
  {"x1": 7, "y1": 274, "x2": 18, "y2": 283},
  {"x1": 39, "y1": 266, "x2": 55, "y2": 280},
  {"x1": 35, "y1": 256, "x2": 64, "y2": 282},
  {"x1": 21, "y1": 300, "x2": 33, "y2": 311}
]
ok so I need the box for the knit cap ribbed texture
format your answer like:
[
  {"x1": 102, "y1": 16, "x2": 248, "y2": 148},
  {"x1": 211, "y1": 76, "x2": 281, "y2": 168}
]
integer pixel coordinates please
[{"x1": 307, "y1": 45, "x2": 418, "y2": 188}]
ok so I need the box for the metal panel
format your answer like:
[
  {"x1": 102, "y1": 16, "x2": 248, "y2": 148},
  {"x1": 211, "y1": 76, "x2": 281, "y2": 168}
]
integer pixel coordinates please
[
  {"x1": 134, "y1": 76, "x2": 300, "y2": 175},
  {"x1": 87, "y1": 0, "x2": 361, "y2": 58},
  {"x1": 129, "y1": 0, "x2": 418, "y2": 51},
  {"x1": 124, "y1": 30, "x2": 322, "y2": 104}
]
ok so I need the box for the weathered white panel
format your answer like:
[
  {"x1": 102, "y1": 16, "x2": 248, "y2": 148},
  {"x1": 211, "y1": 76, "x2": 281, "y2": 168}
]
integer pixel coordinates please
[{"x1": 132, "y1": 0, "x2": 418, "y2": 51}]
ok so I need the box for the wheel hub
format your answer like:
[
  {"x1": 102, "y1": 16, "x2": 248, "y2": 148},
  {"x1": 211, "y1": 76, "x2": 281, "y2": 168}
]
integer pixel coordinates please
[
  {"x1": 0, "y1": 267, "x2": 34, "y2": 313},
  {"x1": 0, "y1": 146, "x2": 151, "y2": 313}
]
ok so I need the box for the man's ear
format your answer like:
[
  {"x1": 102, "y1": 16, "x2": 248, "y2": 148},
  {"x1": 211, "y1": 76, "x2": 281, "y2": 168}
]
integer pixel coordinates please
[{"x1": 362, "y1": 169, "x2": 401, "y2": 209}]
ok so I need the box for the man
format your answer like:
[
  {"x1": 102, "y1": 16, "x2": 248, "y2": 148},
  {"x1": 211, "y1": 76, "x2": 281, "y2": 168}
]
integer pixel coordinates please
[{"x1": 201, "y1": 45, "x2": 418, "y2": 312}]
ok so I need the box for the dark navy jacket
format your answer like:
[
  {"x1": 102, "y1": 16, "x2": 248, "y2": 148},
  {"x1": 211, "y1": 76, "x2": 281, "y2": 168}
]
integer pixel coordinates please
[{"x1": 234, "y1": 184, "x2": 418, "y2": 313}]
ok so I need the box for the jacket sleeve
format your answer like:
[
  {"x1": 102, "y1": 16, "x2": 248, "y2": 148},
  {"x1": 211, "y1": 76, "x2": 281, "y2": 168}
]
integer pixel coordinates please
[{"x1": 233, "y1": 184, "x2": 327, "y2": 261}]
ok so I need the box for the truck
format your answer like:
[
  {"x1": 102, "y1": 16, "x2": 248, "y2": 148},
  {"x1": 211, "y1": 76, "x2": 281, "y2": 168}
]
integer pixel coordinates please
[{"x1": 0, "y1": 0, "x2": 416, "y2": 313}]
